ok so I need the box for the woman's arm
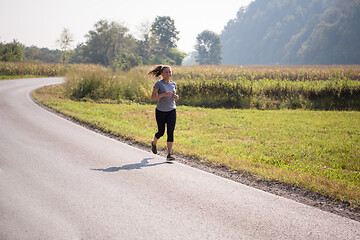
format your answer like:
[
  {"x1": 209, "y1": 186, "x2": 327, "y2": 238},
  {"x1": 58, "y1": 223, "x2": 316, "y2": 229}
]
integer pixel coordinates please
[{"x1": 151, "y1": 87, "x2": 173, "y2": 101}]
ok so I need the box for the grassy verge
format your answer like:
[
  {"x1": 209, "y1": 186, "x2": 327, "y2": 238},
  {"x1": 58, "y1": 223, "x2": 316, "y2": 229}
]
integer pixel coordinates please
[
  {"x1": 0, "y1": 75, "x2": 43, "y2": 80},
  {"x1": 33, "y1": 84, "x2": 360, "y2": 208}
]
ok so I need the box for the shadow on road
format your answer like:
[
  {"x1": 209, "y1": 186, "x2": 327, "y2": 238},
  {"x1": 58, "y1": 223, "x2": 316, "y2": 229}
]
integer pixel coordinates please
[{"x1": 91, "y1": 158, "x2": 172, "y2": 172}]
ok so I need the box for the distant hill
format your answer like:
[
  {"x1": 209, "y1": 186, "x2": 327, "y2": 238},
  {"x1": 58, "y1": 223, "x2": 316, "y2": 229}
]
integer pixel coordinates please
[{"x1": 221, "y1": 0, "x2": 360, "y2": 65}]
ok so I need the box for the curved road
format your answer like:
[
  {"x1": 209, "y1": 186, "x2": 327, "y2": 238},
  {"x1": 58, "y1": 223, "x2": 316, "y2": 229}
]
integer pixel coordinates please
[{"x1": 0, "y1": 78, "x2": 359, "y2": 239}]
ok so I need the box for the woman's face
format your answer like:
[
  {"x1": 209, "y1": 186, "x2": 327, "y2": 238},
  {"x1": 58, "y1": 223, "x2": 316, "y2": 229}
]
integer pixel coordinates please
[{"x1": 161, "y1": 67, "x2": 172, "y2": 80}]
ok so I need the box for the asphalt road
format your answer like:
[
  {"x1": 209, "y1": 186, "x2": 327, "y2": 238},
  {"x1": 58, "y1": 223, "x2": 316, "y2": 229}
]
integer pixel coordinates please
[{"x1": 0, "y1": 77, "x2": 359, "y2": 240}]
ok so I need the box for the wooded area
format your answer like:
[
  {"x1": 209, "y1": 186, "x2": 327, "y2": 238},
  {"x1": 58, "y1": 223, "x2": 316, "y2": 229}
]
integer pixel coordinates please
[
  {"x1": 2, "y1": 0, "x2": 359, "y2": 66},
  {"x1": 221, "y1": 0, "x2": 360, "y2": 65},
  {"x1": 0, "y1": 16, "x2": 186, "y2": 70}
]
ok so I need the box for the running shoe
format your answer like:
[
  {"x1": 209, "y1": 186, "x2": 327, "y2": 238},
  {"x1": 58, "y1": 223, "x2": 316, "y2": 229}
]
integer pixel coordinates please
[
  {"x1": 166, "y1": 154, "x2": 175, "y2": 161},
  {"x1": 151, "y1": 141, "x2": 157, "y2": 154}
]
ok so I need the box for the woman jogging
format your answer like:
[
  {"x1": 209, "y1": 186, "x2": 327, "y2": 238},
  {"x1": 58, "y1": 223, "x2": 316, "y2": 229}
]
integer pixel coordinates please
[{"x1": 148, "y1": 65, "x2": 179, "y2": 161}]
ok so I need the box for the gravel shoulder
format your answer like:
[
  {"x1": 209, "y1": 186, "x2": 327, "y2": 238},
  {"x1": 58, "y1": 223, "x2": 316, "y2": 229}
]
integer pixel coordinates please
[{"x1": 32, "y1": 95, "x2": 360, "y2": 223}]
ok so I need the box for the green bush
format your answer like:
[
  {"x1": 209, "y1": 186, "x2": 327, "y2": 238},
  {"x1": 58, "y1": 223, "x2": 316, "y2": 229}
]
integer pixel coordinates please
[{"x1": 64, "y1": 67, "x2": 152, "y2": 103}]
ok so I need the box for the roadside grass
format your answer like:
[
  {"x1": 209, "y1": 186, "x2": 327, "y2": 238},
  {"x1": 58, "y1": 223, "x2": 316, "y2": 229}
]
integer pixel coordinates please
[
  {"x1": 34, "y1": 84, "x2": 360, "y2": 208},
  {"x1": 0, "y1": 75, "x2": 43, "y2": 80}
]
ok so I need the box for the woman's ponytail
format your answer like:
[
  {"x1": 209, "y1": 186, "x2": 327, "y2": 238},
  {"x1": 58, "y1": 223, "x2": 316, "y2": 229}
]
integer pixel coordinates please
[{"x1": 147, "y1": 65, "x2": 170, "y2": 77}]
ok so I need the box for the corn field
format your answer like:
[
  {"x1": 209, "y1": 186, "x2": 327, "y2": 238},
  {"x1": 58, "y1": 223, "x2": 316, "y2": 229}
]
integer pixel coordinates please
[
  {"x1": 2, "y1": 62, "x2": 360, "y2": 110},
  {"x1": 0, "y1": 61, "x2": 107, "y2": 77},
  {"x1": 170, "y1": 65, "x2": 360, "y2": 81},
  {"x1": 145, "y1": 65, "x2": 360, "y2": 110}
]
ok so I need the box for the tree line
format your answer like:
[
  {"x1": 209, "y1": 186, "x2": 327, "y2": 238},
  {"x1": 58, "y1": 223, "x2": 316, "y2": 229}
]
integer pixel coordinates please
[
  {"x1": 221, "y1": 0, "x2": 360, "y2": 65},
  {"x1": 3, "y1": 0, "x2": 359, "y2": 67},
  {"x1": 1, "y1": 16, "x2": 223, "y2": 68}
]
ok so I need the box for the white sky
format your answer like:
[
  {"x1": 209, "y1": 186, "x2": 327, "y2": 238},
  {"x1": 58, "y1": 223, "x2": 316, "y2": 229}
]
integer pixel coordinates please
[{"x1": 0, "y1": 0, "x2": 253, "y2": 53}]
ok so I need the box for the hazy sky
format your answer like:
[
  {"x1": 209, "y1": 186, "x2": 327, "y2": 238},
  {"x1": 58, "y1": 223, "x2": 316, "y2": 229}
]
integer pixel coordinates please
[{"x1": 0, "y1": 0, "x2": 253, "y2": 53}]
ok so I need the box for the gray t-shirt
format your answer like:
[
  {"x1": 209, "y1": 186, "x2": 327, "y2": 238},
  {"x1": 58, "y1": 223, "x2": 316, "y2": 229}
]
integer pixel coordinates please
[{"x1": 154, "y1": 80, "x2": 177, "y2": 112}]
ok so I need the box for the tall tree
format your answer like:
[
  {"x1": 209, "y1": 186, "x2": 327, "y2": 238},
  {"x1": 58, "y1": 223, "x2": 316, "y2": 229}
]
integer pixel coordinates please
[
  {"x1": 0, "y1": 40, "x2": 24, "y2": 62},
  {"x1": 151, "y1": 16, "x2": 179, "y2": 56},
  {"x1": 56, "y1": 28, "x2": 74, "y2": 63},
  {"x1": 83, "y1": 20, "x2": 138, "y2": 67},
  {"x1": 195, "y1": 30, "x2": 222, "y2": 65}
]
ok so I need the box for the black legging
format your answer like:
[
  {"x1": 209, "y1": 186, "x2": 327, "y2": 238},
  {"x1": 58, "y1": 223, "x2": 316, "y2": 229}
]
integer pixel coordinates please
[{"x1": 155, "y1": 109, "x2": 176, "y2": 142}]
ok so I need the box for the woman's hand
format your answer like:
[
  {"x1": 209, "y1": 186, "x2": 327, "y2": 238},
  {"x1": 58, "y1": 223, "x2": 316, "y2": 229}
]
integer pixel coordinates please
[
  {"x1": 151, "y1": 87, "x2": 178, "y2": 101},
  {"x1": 163, "y1": 91, "x2": 173, "y2": 97},
  {"x1": 152, "y1": 88, "x2": 172, "y2": 101}
]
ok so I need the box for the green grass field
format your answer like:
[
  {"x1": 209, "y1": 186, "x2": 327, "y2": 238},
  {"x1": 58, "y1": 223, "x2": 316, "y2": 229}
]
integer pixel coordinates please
[{"x1": 33, "y1": 84, "x2": 360, "y2": 207}]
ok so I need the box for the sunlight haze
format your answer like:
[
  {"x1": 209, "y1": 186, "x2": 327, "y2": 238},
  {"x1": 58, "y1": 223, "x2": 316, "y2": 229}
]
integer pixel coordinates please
[{"x1": 0, "y1": 0, "x2": 254, "y2": 53}]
